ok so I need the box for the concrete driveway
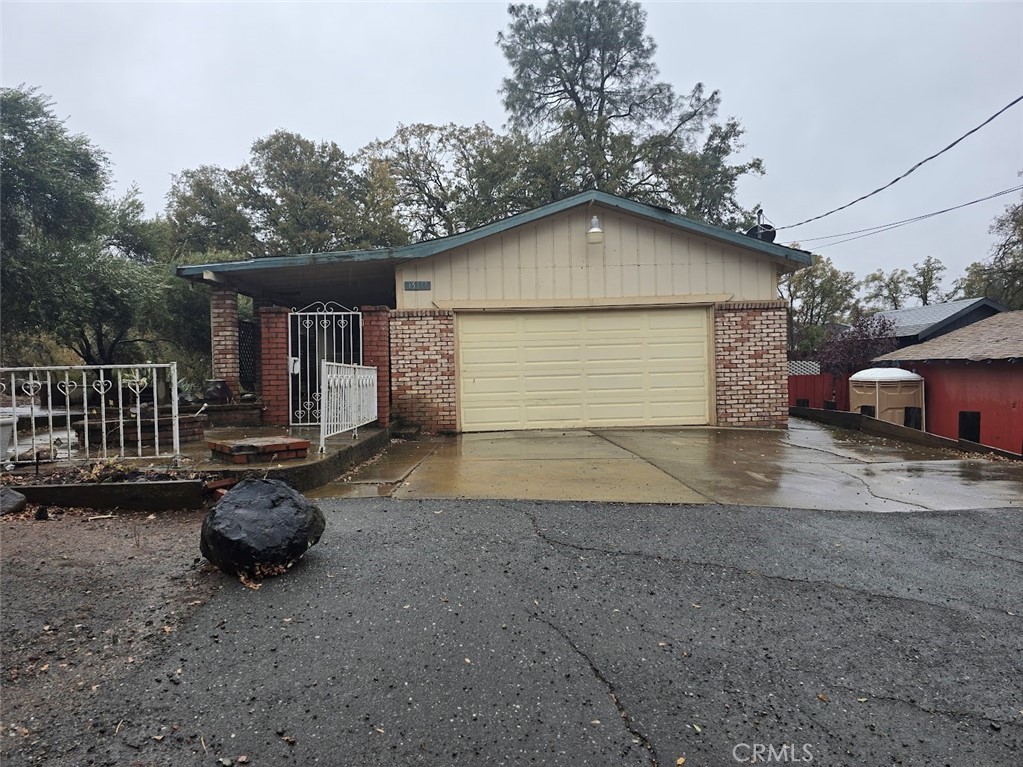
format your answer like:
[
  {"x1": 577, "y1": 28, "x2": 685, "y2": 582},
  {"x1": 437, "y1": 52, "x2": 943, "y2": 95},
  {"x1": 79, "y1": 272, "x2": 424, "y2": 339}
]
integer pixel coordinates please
[{"x1": 311, "y1": 418, "x2": 1023, "y2": 511}]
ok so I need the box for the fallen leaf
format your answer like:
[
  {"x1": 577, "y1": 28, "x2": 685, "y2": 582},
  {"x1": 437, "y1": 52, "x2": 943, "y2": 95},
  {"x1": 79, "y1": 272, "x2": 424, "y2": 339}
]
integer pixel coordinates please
[
  {"x1": 676, "y1": 758, "x2": 687, "y2": 766},
  {"x1": 817, "y1": 693, "x2": 829, "y2": 702},
  {"x1": 464, "y1": 657, "x2": 471, "y2": 664},
  {"x1": 237, "y1": 757, "x2": 249, "y2": 764},
  {"x1": 146, "y1": 514, "x2": 156, "y2": 520},
  {"x1": 590, "y1": 719, "x2": 601, "y2": 725},
  {"x1": 856, "y1": 697, "x2": 868, "y2": 703},
  {"x1": 693, "y1": 724, "x2": 702, "y2": 733},
  {"x1": 691, "y1": 603, "x2": 701, "y2": 609},
  {"x1": 39, "y1": 663, "x2": 49, "y2": 672},
  {"x1": 153, "y1": 734, "x2": 164, "y2": 742},
  {"x1": 162, "y1": 626, "x2": 174, "y2": 634},
  {"x1": 375, "y1": 727, "x2": 385, "y2": 734}
]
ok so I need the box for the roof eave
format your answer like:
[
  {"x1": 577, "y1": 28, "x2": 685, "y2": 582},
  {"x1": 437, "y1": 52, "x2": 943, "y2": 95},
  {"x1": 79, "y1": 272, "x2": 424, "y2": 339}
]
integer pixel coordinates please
[
  {"x1": 176, "y1": 189, "x2": 813, "y2": 282},
  {"x1": 916, "y1": 298, "x2": 1007, "y2": 341}
]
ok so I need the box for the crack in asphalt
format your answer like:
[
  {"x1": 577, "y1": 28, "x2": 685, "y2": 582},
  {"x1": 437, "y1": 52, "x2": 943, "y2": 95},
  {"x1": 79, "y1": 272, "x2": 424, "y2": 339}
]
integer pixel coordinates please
[
  {"x1": 969, "y1": 548, "x2": 1023, "y2": 567},
  {"x1": 824, "y1": 464, "x2": 933, "y2": 511},
  {"x1": 511, "y1": 504, "x2": 1017, "y2": 620},
  {"x1": 532, "y1": 614, "x2": 660, "y2": 767},
  {"x1": 830, "y1": 684, "x2": 1023, "y2": 726}
]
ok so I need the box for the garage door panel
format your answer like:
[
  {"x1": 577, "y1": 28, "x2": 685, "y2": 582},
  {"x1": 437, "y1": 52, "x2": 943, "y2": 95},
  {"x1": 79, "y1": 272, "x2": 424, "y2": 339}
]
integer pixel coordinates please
[{"x1": 459, "y1": 308, "x2": 710, "y2": 431}]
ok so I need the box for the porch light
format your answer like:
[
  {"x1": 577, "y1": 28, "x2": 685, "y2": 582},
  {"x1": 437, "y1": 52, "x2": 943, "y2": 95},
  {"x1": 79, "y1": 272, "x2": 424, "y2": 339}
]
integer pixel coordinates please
[{"x1": 587, "y1": 214, "x2": 604, "y2": 245}]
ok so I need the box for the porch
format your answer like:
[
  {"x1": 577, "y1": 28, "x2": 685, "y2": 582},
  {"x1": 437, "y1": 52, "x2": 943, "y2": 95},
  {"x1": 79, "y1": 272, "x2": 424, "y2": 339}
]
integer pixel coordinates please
[{"x1": 2, "y1": 362, "x2": 386, "y2": 495}]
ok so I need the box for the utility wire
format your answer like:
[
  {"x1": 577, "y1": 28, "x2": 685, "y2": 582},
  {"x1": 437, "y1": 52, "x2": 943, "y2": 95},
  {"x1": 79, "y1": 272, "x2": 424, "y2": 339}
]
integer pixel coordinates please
[
  {"x1": 806, "y1": 183, "x2": 1023, "y2": 248},
  {"x1": 777, "y1": 93, "x2": 1023, "y2": 231},
  {"x1": 798, "y1": 184, "x2": 1023, "y2": 242}
]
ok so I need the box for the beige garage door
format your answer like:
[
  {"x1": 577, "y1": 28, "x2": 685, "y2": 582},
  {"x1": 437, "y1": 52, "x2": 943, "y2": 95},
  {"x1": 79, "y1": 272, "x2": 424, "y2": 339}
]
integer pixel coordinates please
[{"x1": 458, "y1": 308, "x2": 711, "y2": 432}]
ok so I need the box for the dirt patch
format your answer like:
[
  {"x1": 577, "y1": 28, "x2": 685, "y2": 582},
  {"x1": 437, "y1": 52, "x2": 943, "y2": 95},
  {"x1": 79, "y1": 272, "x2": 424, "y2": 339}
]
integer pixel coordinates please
[
  {"x1": 0, "y1": 503, "x2": 222, "y2": 755},
  {"x1": 1, "y1": 462, "x2": 216, "y2": 486}
]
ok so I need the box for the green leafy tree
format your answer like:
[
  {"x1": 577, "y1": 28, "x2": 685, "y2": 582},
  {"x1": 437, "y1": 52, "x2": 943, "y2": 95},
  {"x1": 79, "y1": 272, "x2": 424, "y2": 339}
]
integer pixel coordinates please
[
  {"x1": 778, "y1": 254, "x2": 859, "y2": 354},
  {"x1": 1, "y1": 86, "x2": 205, "y2": 368},
  {"x1": 952, "y1": 192, "x2": 1023, "y2": 309},
  {"x1": 906, "y1": 255, "x2": 946, "y2": 306},
  {"x1": 1, "y1": 85, "x2": 109, "y2": 351},
  {"x1": 498, "y1": 0, "x2": 762, "y2": 227},
  {"x1": 362, "y1": 123, "x2": 575, "y2": 239},
  {"x1": 167, "y1": 130, "x2": 408, "y2": 258},
  {"x1": 862, "y1": 267, "x2": 909, "y2": 310},
  {"x1": 166, "y1": 165, "x2": 255, "y2": 257},
  {"x1": 48, "y1": 245, "x2": 163, "y2": 365}
]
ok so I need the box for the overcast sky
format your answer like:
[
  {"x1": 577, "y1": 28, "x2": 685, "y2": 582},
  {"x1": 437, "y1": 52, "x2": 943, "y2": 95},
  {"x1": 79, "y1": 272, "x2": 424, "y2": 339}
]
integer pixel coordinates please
[{"x1": 3, "y1": 1, "x2": 1022, "y2": 290}]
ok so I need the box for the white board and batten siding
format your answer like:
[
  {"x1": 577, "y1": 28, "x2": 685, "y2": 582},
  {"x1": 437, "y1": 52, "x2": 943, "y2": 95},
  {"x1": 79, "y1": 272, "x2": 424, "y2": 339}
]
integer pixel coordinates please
[
  {"x1": 394, "y1": 205, "x2": 784, "y2": 310},
  {"x1": 393, "y1": 204, "x2": 788, "y2": 432}
]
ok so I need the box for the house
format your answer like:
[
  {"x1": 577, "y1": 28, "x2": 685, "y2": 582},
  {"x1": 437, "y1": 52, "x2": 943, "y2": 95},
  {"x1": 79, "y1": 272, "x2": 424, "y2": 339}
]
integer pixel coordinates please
[
  {"x1": 177, "y1": 190, "x2": 811, "y2": 433},
  {"x1": 873, "y1": 311, "x2": 1023, "y2": 454},
  {"x1": 878, "y1": 297, "x2": 1006, "y2": 349}
]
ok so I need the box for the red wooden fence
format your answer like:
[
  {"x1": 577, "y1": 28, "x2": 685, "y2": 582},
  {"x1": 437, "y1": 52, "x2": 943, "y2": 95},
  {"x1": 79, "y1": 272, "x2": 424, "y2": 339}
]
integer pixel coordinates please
[{"x1": 788, "y1": 374, "x2": 850, "y2": 411}]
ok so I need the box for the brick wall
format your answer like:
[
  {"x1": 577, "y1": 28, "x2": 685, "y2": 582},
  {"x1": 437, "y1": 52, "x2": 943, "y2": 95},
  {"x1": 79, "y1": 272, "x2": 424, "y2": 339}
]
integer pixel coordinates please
[
  {"x1": 259, "y1": 306, "x2": 290, "y2": 426},
  {"x1": 714, "y1": 301, "x2": 788, "y2": 428},
  {"x1": 389, "y1": 310, "x2": 456, "y2": 433},
  {"x1": 211, "y1": 288, "x2": 240, "y2": 394},
  {"x1": 361, "y1": 306, "x2": 391, "y2": 427}
]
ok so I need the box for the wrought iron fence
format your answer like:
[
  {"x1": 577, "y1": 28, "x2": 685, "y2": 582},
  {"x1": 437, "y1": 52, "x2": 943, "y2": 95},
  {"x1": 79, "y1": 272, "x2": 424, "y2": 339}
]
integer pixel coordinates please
[
  {"x1": 239, "y1": 320, "x2": 259, "y2": 392},
  {"x1": 318, "y1": 362, "x2": 377, "y2": 452},
  {"x1": 0, "y1": 363, "x2": 181, "y2": 465},
  {"x1": 290, "y1": 302, "x2": 362, "y2": 427}
]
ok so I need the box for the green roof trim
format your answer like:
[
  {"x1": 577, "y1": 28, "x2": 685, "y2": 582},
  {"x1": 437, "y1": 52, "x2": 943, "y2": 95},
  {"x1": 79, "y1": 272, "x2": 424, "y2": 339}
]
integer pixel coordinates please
[{"x1": 177, "y1": 190, "x2": 811, "y2": 280}]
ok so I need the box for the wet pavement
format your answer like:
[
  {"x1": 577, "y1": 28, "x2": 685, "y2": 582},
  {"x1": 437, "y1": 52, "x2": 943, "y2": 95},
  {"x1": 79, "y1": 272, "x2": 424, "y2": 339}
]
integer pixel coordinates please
[
  {"x1": 11, "y1": 498, "x2": 1021, "y2": 766},
  {"x1": 315, "y1": 419, "x2": 1023, "y2": 511}
]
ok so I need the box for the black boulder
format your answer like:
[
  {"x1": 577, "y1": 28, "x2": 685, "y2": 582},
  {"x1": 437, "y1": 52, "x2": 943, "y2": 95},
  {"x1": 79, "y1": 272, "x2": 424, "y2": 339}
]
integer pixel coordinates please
[{"x1": 200, "y1": 478, "x2": 325, "y2": 577}]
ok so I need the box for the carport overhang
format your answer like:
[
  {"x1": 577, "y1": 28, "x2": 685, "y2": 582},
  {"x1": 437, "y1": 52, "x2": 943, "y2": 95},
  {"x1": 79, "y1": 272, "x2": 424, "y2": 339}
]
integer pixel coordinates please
[{"x1": 176, "y1": 253, "x2": 399, "y2": 309}]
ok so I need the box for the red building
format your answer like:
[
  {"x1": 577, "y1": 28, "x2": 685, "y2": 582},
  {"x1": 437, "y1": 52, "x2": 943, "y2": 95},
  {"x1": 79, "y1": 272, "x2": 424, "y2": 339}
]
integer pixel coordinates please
[{"x1": 874, "y1": 311, "x2": 1023, "y2": 455}]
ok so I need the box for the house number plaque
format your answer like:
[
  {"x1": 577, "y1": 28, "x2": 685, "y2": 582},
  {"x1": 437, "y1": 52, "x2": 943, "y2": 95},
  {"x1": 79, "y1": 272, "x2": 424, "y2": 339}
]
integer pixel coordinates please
[{"x1": 403, "y1": 281, "x2": 432, "y2": 291}]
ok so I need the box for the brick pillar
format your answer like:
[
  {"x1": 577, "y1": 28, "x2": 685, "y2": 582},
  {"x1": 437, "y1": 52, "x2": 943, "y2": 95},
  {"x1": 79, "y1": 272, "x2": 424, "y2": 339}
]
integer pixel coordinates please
[
  {"x1": 389, "y1": 309, "x2": 457, "y2": 433},
  {"x1": 714, "y1": 301, "x2": 789, "y2": 429},
  {"x1": 360, "y1": 306, "x2": 391, "y2": 427},
  {"x1": 210, "y1": 288, "x2": 240, "y2": 395},
  {"x1": 259, "y1": 306, "x2": 291, "y2": 426}
]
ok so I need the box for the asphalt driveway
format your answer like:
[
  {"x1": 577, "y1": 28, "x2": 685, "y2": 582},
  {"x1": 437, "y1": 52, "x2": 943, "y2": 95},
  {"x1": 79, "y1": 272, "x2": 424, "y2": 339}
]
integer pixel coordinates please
[
  {"x1": 10, "y1": 498, "x2": 1021, "y2": 766},
  {"x1": 8, "y1": 420, "x2": 1021, "y2": 766},
  {"x1": 312, "y1": 419, "x2": 1023, "y2": 511}
]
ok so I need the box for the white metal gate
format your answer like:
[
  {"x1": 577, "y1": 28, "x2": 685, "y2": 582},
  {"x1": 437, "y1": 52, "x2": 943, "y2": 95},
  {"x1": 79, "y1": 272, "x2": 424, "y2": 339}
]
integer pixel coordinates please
[
  {"x1": 289, "y1": 302, "x2": 362, "y2": 426},
  {"x1": 318, "y1": 362, "x2": 378, "y2": 451}
]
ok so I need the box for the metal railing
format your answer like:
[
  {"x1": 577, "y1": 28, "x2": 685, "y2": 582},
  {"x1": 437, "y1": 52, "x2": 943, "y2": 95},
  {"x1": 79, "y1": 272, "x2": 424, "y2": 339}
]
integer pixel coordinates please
[
  {"x1": 318, "y1": 362, "x2": 377, "y2": 452},
  {"x1": 0, "y1": 363, "x2": 180, "y2": 465}
]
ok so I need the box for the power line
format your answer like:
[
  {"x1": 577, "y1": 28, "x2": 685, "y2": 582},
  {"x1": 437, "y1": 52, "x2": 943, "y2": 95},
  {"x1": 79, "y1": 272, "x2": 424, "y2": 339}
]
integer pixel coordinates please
[
  {"x1": 805, "y1": 184, "x2": 1023, "y2": 249},
  {"x1": 777, "y1": 93, "x2": 1023, "y2": 231}
]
